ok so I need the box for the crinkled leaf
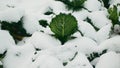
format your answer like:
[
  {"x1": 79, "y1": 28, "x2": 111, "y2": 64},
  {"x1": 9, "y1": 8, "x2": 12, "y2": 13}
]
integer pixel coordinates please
[{"x1": 49, "y1": 13, "x2": 78, "y2": 44}]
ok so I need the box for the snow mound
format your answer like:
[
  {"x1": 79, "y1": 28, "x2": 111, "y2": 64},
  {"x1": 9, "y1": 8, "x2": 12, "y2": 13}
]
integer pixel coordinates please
[
  {"x1": 27, "y1": 32, "x2": 61, "y2": 50},
  {"x1": 0, "y1": 30, "x2": 15, "y2": 54},
  {"x1": 78, "y1": 20, "x2": 97, "y2": 41},
  {"x1": 91, "y1": 57, "x2": 99, "y2": 67},
  {"x1": 113, "y1": 24, "x2": 120, "y2": 34},
  {"x1": 88, "y1": 11, "x2": 111, "y2": 28},
  {"x1": 98, "y1": 36, "x2": 120, "y2": 53},
  {"x1": 84, "y1": 0, "x2": 102, "y2": 11},
  {"x1": 96, "y1": 24, "x2": 112, "y2": 44},
  {"x1": 0, "y1": 8, "x2": 24, "y2": 23},
  {"x1": 30, "y1": 54, "x2": 64, "y2": 68},
  {"x1": 64, "y1": 37, "x2": 98, "y2": 54},
  {"x1": 72, "y1": 9, "x2": 89, "y2": 21},
  {"x1": 96, "y1": 51, "x2": 120, "y2": 68},
  {"x1": 65, "y1": 53, "x2": 93, "y2": 68},
  {"x1": 23, "y1": 14, "x2": 42, "y2": 34},
  {"x1": 3, "y1": 43, "x2": 35, "y2": 68}
]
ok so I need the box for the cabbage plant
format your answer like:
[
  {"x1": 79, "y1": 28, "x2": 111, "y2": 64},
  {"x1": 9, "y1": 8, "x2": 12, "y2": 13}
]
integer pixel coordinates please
[{"x1": 50, "y1": 13, "x2": 78, "y2": 44}]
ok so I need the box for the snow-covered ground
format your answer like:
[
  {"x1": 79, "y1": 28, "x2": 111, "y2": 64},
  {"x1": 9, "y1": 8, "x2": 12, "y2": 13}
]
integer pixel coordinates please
[{"x1": 0, "y1": 0, "x2": 120, "y2": 68}]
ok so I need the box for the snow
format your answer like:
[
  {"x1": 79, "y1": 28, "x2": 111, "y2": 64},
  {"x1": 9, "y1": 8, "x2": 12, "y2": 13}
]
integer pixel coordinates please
[
  {"x1": 96, "y1": 24, "x2": 112, "y2": 44},
  {"x1": 98, "y1": 36, "x2": 120, "y2": 53},
  {"x1": 18, "y1": 0, "x2": 52, "y2": 14},
  {"x1": 17, "y1": 37, "x2": 30, "y2": 45},
  {"x1": 26, "y1": 32, "x2": 61, "y2": 50},
  {"x1": 43, "y1": 26, "x2": 54, "y2": 34},
  {"x1": 72, "y1": 9, "x2": 89, "y2": 21},
  {"x1": 91, "y1": 57, "x2": 99, "y2": 67},
  {"x1": 49, "y1": 1, "x2": 67, "y2": 15},
  {"x1": 30, "y1": 54, "x2": 64, "y2": 68},
  {"x1": 72, "y1": 32, "x2": 82, "y2": 38},
  {"x1": 88, "y1": 11, "x2": 111, "y2": 29},
  {"x1": 0, "y1": 0, "x2": 120, "y2": 68},
  {"x1": 65, "y1": 53, "x2": 93, "y2": 68},
  {"x1": 109, "y1": 0, "x2": 120, "y2": 5},
  {"x1": 0, "y1": 61, "x2": 2, "y2": 65},
  {"x1": 23, "y1": 14, "x2": 42, "y2": 34},
  {"x1": 78, "y1": 19, "x2": 112, "y2": 44},
  {"x1": 0, "y1": 30, "x2": 15, "y2": 54},
  {"x1": 78, "y1": 20, "x2": 97, "y2": 41},
  {"x1": 64, "y1": 37, "x2": 98, "y2": 55},
  {"x1": 17, "y1": 0, "x2": 66, "y2": 15},
  {"x1": 2, "y1": 43, "x2": 35, "y2": 68},
  {"x1": 84, "y1": 0, "x2": 102, "y2": 11},
  {"x1": 113, "y1": 24, "x2": 120, "y2": 34},
  {"x1": 96, "y1": 51, "x2": 120, "y2": 68},
  {"x1": 0, "y1": 8, "x2": 24, "y2": 23}
]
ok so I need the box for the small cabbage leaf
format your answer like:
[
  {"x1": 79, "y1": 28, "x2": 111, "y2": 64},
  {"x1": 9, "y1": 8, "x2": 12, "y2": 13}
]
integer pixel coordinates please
[
  {"x1": 49, "y1": 13, "x2": 78, "y2": 44},
  {"x1": 108, "y1": 5, "x2": 119, "y2": 26}
]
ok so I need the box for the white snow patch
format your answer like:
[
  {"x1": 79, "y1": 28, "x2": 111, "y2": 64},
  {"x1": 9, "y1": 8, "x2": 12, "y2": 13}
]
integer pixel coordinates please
[
  {"x1": 113, "y1": 24, "x2": 120, "y2": 34},
  {"x1": 49, "y1": 1, "x2": 67, "y2": 15},
  {"x1": 23, "y1": 14, "x2": 42, "y2": 34},
  {"x1": 96, "y1": 24, "x2": 112, "y2": 44},
  {"x1": 72, "y1": 9, "x2": 89, "y2": 21},
  {"x1": 65, "y1": 53, "x2": 93, "y2": 68},
  {"x1": 78, "y1": 20, "x2": 97, "y2": 41},
  {"x1": 96, "y1": 51, "x2": 120, "y2": 68},
  {"x1": 64, "y1": 37, "x2": 98, "y2": 54},
  {"x1": 88, "y1": 11, "x2": 111, "y2": 28},
  {"x1": 0, "y1": 8, "x2": 24, "y2": 23},
  {"x1": 84, "y1": 0, "x2": 102, "y2": 11},
  {"x1": 0, "y1": 61, "x2": 2, "y2": 65},
  {"x1": 72, "y1": 32, "x2": 82, "y2": 38},
  {"x1": 0, "y1": 30, "x2": 15, "y2": 54},
  {"x1": 109, "y1": 0, "x2": 120, "y2": 5},
  {"x1": 98, "y1": 36, "x2": 120, "y2": 53},
  {"x1": 91, "y1": 57, "x2": 99, "y2": 66},
  {"x1": 30, "y1": 54, "x2": 64, "y2": 68},
  {"x1": 27, "y1": 32, "x2": 61, "y2": 50},
  {"x1": 3, "y1": 43, "x2": 35, "y2": 68}
]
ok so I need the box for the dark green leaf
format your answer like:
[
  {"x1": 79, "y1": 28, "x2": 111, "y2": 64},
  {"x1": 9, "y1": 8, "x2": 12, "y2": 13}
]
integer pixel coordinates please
[
  {"x1": 39, "y1": 20, "x2": 49, "y2": 28},
  {"x1": 49, "y1": 13, "x2": 78, "y2": 44},
  {"x1": 0, "y1": 65, "x2": 3, "y2": 68},
  {"x1": 63, "y1": 62, "x2": 68, "y2": 66},
  {"x1": 108, "y1": 5, "x2": 119, "y2": 26}
]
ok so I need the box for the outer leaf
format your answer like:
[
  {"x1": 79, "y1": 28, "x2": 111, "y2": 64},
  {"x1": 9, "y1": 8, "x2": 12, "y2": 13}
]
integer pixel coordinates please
[
  {"x1": 108, "y1": 5, "x2": 119, "y2": 25},
  {"x1": 49, "y1": 13, "x2": 78, "y2": 44}
]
